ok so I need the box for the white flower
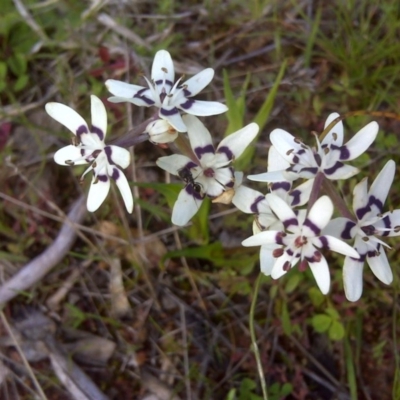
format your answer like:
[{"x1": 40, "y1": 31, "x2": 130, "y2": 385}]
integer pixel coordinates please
[
  {"x1": 248, "y1": 113, "x2": 379, "y2": 183},
  {"x1": 46, "y1": 95, "x2": 133, "y2": 213},
  {"x1": 233, "y1": 147, "x2": 313, "y2": 234},
  {"x1": 157, "y1": 115, "x2": 259, "y2": 226},
  {"x1": 242, "y1": 194, "x2": 360, "y2": 294},
  {"x1": 106, "y1": 50, "x2": 228, "y2": 133},
  {"x1": 145, "y1": 119, "x2": 179, "y2": 144},
  {"x1": 324, "y1": 160, "x2": 400, "y2": 301}
]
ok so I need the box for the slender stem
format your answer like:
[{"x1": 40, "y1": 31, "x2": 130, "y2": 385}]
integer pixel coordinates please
[
  {"x1": 307, "y1": 171, "x2": 325, "y2": 213},
  {"x1": 109, "y1": 113, "x2": 158, "y2": 148},
  {"x1": 322, "y1": 179, "x2": 356, "y2": 221},
  {"x1": 249, "y1": 273, "x2": 268, "y2": 400}
]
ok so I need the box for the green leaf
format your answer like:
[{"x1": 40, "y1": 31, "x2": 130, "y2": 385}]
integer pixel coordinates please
[
  {"x1": 162, "y1": 242, "x2": 224, "y2": 264},
  {"x1": 311, "y1": 314, "x2": 332, "y2": 333},
  {"x1": 223, "y1": 69, "x2": 244, "y2": 133},
  {"x1": 8, "y1": 53, "x2": 27, "y2": 76},
  {"x1": 308, "y1": 287, "x2": 325, "y2": 307},
  {"x1": 329, "y1": 320, "x2": 345, "y2": 341},
  {"x1": 325, "y1": 307, "x2": 340, "y2": 319},
  {"x1": 13, "y1": 74, "x2": 29, "y2": 91},
  {"x1": 281, "y1": 302, "x2": 292, "y2": 335},
  {"x1": 284, "y1": 272, "x2": 301, "y2": 293},
  {"x1": 253, "y1": 59, "x2": 287, "y2": 131}
]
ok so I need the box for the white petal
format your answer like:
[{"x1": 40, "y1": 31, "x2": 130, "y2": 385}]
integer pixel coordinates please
[
  {"x1": 326, "y1": 164, "x2": 359, "y2": 180},
  {"x1": 247, "y1": 170, "x2": 289, "y2": 183},
  {"x1": 369, "y1": 160, "x2": 395, "y2": 207},
  {"x1": 90, "y1": 95, "x2": 107, "y2": 139},
  {"x1": 260, "y1": 245, "x2": 279, "y2": 275},
  {"x1": 269, "y1": 129, "x2": 302, "y2": 162},
  {"x1": 183, "y1": 115, "x2": 213, "y2": 152},
  {"x1": 114, "y1": 169, "x2": 133, "y2": 213},
  {"x1": 271, "y1": 254, "x2": 292, "y2": 279},
  {"x1": 184, "y1": 68, "x2": 214, "y2": 96},
  {"x1": 45, "y1": 102, "x2": 88, "y2": 135},
  {"x1": 182, "y1": 100, "x2": 228, "y2": 116},
  {"x1": 344, "y1": 121, "x2": 379, "y2": 160},
  {"x1": 323, "y1": 217, "x2": 354, "y2": 239},
  {"x1": 306, "y1": 196, "x2": 333, "y2": 231},
  {"x1": 171, "y1": 189, "x2": 201, "y2": 226},
  {"x1": 107, "y1": 95, "x2": 154, "y2": 108},
  {"x1": 105, "y1": 79, "x2": 146, "y2": 98},
  {"x1": 343, "y1": 257, "x2": 364, "y2": 301},
  {"x1": 265, "y1": 194, "x2": 297, "y2": 225},
  {"x1": 87, "y1": 177, "x2": 110, "y2": 212},
  {"x1": 308, "y1": 256, "x2": 330, "y2": 294},
  {"x1": 152, "y1": 50, "x2": 174, "y2": 83},
  {"x1": 268, "y1": 145, "x2": 290, "y2": 172},
  {"x1": 54, "y1": 145, "x2": 88, "y2": 165},
  {"x1": 160, "y1": 107, "x2": 187, "y2": 132},
  {"x1": 156, "y1": 154, "x2": 193, "y2": 175},
  {"x1": 232, "y1": 185, "x2": 264, "y2": 213},
  {"x1": 322, "y1": 112, "x2": 343, "y2": 146},
  {"x1": 317, "y1": 235, "x2": 360, "y2": 258},
  {"x1": 290, "y1": 179, "x2": 313, "y2": 206},
  {"x1": 108, "y1": 145, "x2": 131, "y2": 169},
  {"x1": 353, "y1": 177, "x2": 368, "y2": 212},
  {"x1": 367, "y1": 250, "x2": 393, "y2": 284},
  {"x1": 242, "y1": 230, "x2": 279, "y2": 247},
  {"x1": 217, "y1": 123, "x2": 259, "y2": 160}
]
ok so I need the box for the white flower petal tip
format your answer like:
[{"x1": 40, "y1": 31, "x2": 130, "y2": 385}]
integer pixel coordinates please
[
  {"x1": 171, "y1": 189, "x2": 202, "y2": 226},
  {"x1": 49, "y1": 97, "x2": 133, "y2": 213},
  {"x1": 146, "y1": 119, "x2": 179, "y2": 144}
]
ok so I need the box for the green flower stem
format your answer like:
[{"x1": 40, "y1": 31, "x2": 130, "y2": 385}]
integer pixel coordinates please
[{"x1": 249, "y1": 273, "x2": 268, "y2": 400}]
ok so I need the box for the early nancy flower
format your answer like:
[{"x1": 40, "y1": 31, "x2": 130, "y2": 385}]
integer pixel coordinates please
[
  {"x1": 106, "y1": 50, "x2": 228, "y2": 133},
  {"x1": 324, "y1": 160, "x2": 400, "y2": 301},
  {"x1": 46, "y1": 95, "x2": 133, "y2": 213},
  {"x1": 157, "y1": 115, "x2": 259, "y2": 226},
  {"x1": 242, "y1": 194, "x2": 360, "y2": 294},
  {"x1": 248, "y1": 113, "x2": 379, "y2": 183}
]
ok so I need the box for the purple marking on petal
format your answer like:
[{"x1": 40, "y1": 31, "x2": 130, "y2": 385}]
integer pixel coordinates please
[
  {"x1": 286, "y1": 248, "x2": 294, "y2": 256},
  {"x1": 160, "y1": 107, "x2": 180, "y2": 116},
  {"x1": 91, "y1": 125, "x2": 104, "y2": 141},
  {"x1": 217, "y1": 146, "x2": 234, "y2": 161},
  {"x1": 367, "y1": 244, "x2": 380, "y2": 258},
  {"x1": 297, "y1": 166, "x2": 318, "y2": 175},
  {"x1": 183, "y1": 88, "x2": 191, "y2": 97},
  {"x1": 356, "y1": 204, "x2": 371, "y2": 221},
  {"x1": 111, "y1": 168, "x2": 120, "y2": 181},
  {"x1": 104, "y1": 146, "x2": 114, "y2": 165},
  {"x1": 342, "y1": 220, "x2": 356, "y2": 239},
  {"x1": 185, "y1": 184, "x2": 204, "y2": 200},
  {"x1": 76, "y1": 125, "x2": 89, "y2": 139},
  {"x1": 324, "y1": 161, "x2": 344, "y2": 176},
  {"x1": 292, "y1": 155, "x2": 299, "y2": 163},
  {"x1": 381, "y1": 214, "x2": 392, "y2": 237},
  {"x1": 194, "y1": 144, "x2": 215, "y2": 160},
  {"x1": 98, "y1": 174, "x2": 108, "y2": 182},
  {"x1": 154, "y1": 79, "x2": 174, "y2": 88},
  {"x1": 361, "y1": 225, "x2": 375, "y2": 236},
  {"x1": 314, "y1": 153, "x2": 322, "y2": 167},
  {"x1": 297, "y1": 149, "x2": 306, "y2": 155},
  {"x1": 290, "y1": 189, "x2": 301, "y2": 206},
  {"x1": 271, "y1": 181, "x2": 291, "y2": 192},
  {"x1": 339, "y1": 146, "x2": 351, "y2": 160},
  {"x1": 135, "y1": 88, "x2": 155, "y2": 105},
  {"x1": 305, "y1": 250, "x2": 322, "y2": 263},
  {"x1": 226, "y1": 180, "x2": 234, "y2": 188},
  {"x1": 179, "y1": 99, "x2": 194, "y2": 110},
  {"x1": 185, "y1": 161, "x2": 198, "y2": 169},
  {"x1": 283, "y1": 217, "x2": 298, "y2": 230},
  {"x1": 303, "y1": 218, "x2": 321, "y2": 235},
  {"x1": 250, "y1": 195, "x2": 266, "y2": 213},
  {"x1": 318, "y1": 236, "x2": 328, "y2": 248},
  {"x1": 275, "y1": 232, "x2": 285, "y2": 245},
  {"x1": 368, "y1": 195, "x2": 384, "y2": 213}
]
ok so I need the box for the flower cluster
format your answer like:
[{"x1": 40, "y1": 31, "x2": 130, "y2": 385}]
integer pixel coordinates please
[{"x1": 46, "y1": 49, "x2": 399, "y2": 301}]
